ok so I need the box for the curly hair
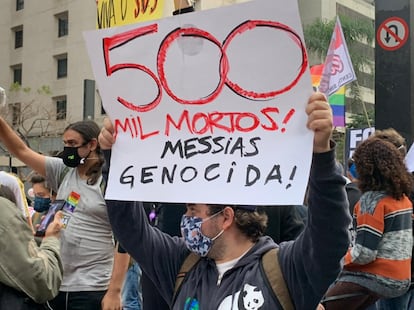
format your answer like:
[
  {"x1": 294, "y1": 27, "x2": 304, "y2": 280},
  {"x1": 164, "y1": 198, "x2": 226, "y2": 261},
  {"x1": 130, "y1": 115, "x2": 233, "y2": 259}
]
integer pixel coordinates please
[
  {"x1": 353, "y1": 137, "x2": 413, "y2": 199},
  {"x1": 373, "y1": 128, "x2": 407, "y2": 155},
  {"x1": 208, "y1": 204, "x2": 268, "y2": 242}
]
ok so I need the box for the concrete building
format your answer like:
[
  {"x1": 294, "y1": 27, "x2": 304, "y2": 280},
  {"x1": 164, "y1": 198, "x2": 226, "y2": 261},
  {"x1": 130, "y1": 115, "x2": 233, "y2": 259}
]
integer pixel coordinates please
[
  {"x1": 0, "y1": 0, "x2": 374, "y2": 160},
  {"x1": 0, "y1": 0, "x2": 99, "y2": 157},
  {"x1": 0, "y1": 0, "x2": 175, "y2": 158}
]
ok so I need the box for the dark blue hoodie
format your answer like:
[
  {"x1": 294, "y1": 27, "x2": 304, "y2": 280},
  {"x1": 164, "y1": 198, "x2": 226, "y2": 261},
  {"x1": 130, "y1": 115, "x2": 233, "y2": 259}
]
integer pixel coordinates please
[{"x1": 105, "y1": 147, "x2": 351, "y2": 309}]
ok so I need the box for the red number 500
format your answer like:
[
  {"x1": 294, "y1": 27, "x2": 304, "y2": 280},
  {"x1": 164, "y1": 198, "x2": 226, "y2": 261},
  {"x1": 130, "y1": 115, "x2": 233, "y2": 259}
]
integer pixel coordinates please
[{"x1": 103, "y1": 20, "x2": 308, "y2": 113}]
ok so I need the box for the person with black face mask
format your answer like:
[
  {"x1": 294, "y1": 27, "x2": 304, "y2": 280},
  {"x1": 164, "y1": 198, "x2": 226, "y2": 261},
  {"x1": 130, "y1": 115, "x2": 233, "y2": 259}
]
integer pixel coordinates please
[
  {"x1": 60, "y1": 141, "x2": 91, "y2": 167},
  {"x1": 0, "y1": 117, "x2": 130, "y2": 310}
]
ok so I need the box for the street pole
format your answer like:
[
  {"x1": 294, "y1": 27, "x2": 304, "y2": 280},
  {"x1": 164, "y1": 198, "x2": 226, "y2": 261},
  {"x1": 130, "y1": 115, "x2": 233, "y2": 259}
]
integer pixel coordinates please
[{"x1": 375, "y1": 0, "x2": 414, "y2": 146}]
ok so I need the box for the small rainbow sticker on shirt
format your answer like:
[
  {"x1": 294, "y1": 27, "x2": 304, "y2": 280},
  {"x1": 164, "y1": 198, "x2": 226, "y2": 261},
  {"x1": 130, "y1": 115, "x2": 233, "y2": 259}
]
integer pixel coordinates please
[
  {"x1": 61, "y1": 191, "x2": 80, "y2": 228},
  {"x1": 67, "y1": 191, "x2": 80, "y2": 206}
]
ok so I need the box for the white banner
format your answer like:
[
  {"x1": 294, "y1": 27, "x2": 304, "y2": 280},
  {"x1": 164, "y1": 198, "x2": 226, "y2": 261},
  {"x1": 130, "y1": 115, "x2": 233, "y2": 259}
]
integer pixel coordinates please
[{"x1": 84, "y1": 0, "x2": 314, "y2": 205}]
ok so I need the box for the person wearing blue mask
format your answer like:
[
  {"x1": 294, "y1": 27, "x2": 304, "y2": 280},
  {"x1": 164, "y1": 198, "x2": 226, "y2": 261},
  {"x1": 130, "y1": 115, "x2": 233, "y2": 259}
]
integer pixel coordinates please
[
  {"x1": 29, "y1": 172, "x2": 55, "y2": 232},
  {"x1": 345, "y1": 157, "x2": 361, "y2": 216}
]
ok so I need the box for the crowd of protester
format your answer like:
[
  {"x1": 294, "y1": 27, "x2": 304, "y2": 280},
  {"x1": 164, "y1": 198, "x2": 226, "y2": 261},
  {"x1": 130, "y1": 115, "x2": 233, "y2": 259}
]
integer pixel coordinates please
[{"x1": 0, "y1": 1, "x2": 413, "y2": 310}]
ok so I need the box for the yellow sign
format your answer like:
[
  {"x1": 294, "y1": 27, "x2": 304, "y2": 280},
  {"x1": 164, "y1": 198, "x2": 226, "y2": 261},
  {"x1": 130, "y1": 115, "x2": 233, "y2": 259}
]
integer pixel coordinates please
[{"x1": 96, "y1": 0, "x2": 165, "y2": 29}]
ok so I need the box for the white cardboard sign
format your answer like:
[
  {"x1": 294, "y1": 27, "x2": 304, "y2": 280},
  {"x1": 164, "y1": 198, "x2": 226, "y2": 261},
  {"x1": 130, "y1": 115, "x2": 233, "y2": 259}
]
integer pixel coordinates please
[{"x1": 84, "y1": 0, "x2": 314, "y2": 205}]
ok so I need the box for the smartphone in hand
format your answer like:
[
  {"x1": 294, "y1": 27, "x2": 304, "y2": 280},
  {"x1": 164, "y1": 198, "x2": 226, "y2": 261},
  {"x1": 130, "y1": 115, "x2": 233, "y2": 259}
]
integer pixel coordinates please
[{"x1": 35, "y1": 200, "x2": 65, "y2": 237}]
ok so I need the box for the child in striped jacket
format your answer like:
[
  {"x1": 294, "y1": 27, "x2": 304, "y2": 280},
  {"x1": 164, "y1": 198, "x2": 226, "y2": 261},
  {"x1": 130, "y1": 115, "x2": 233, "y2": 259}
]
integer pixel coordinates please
[{"x1": 323, "y1": 136, "x2": 413, "y2": 310}]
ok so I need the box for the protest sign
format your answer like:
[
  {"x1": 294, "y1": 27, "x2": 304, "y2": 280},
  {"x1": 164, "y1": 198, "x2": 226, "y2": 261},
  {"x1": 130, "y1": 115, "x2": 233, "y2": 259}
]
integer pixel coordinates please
[
  {"x1": 84, "y1": 0, "x2": 314, "y2": 205},
  {"x1": 96, "y1": 0, "x2": 165, "y2": 29},
  {"x1": 345, "y1": 127, "x2": 375, "y2": 159},
  {"x1": 405, "y1": 142, "x2": 414, "y2": 172}
]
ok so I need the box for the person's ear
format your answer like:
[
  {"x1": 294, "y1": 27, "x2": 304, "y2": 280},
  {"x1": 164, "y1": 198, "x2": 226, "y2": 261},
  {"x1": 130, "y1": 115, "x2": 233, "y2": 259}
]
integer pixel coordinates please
[
  {"x1": 89, "y1": 138, "x2": 98, "y2": 152},
  {"x1": 222, "y1": 206, "x2": 235, "y2": 230}
]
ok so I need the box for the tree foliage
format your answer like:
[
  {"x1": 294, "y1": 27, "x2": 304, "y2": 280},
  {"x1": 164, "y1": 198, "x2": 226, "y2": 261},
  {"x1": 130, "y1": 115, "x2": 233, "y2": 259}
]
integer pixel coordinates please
[{"x1": 347, "y1": 109, "x2": 375, "y2": 129}]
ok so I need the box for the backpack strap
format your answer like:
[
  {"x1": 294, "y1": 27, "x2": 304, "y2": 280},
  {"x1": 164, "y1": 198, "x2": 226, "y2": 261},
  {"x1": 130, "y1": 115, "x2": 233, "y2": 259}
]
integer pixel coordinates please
[
  {"x1": 262, "y1": 248, "x2": 294, "y2": 310},
  {"x1": 58, "y1": 166, "x2": 70, "y2": 187},
  {"x1": 99, "y1": 176, "x2": 107, "y2": 196},
  {"x1": 173, "y1": 252, "x2": 200, "y2": 303}
]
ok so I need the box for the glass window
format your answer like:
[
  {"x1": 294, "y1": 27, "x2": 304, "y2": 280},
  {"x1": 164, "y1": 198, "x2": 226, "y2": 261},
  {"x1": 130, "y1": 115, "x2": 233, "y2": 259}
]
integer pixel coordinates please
[
  {"x1": 16, "y1": 0, "x2": 24, "y2": 11},
  {"x1": 15, "y1": 29, "x2": 23, "y2": 48},
  {"x1": 58, "y1": 16, "x2": 69, "y2": 37},
  {"x1": 57, "y1": 57, "x2": 67, "y2": 79},
  {"x1": 56, "y1": 97, "x2": 67, "y2": 120},
  {"x1": 13, "y1": 66, "x2": 22, "y2": 85}
]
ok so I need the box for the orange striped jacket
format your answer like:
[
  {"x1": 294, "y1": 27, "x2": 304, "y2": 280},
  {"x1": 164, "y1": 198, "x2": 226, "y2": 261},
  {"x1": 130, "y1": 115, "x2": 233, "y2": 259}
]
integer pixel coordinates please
[{"x1": 342, "y1": 192, "x2": 412, "y2": 297}]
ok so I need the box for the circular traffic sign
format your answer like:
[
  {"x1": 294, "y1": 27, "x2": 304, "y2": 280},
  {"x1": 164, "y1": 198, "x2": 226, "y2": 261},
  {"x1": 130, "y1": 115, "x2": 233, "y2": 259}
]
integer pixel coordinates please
[{"x1": 377, "y1": 17, "x2": 409, "y2": 51}]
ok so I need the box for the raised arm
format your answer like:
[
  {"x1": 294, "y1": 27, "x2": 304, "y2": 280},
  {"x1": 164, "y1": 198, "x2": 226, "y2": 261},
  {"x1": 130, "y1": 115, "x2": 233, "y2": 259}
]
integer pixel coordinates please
[
  {"x1": 0, "y1": 116, "x2": 46, "y2": 176},
  {"x1": 279, "y1": 92, "x2": 351, "y2": 309},
  {"x1": 305, "y1": 92, "x2": 332, "y2": 153}
]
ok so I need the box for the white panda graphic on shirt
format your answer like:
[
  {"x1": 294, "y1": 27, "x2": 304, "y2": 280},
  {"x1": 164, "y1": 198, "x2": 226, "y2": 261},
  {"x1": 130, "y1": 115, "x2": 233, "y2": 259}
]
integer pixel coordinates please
[{"x1": 218, "y1": 283, "x2": 264, "y2": 310}]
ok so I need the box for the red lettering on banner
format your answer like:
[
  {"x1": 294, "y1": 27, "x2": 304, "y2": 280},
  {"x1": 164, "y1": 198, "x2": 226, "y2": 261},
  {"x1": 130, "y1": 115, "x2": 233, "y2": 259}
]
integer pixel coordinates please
[
  {"x1": 281, "y1": 108, "x2": 295, "y2": 133},
  {"x1": 103, "y1": 24, "x2": 162, "y2": 112},
  {"x1": 164, "y1": 108, "x2": 292, "y2": 136},
  {"x1": 113, "y1": 106, "x2": 295, "y2": 140},
  {"x1": 102, "y1": 19, "x2": 307, "y2": 110},
  {"x1": 261, "y1": 107, "x2": 279, "y2": 131},
  {"x1": 114, "y1": 117, "x2": 159, "y2": 140}
]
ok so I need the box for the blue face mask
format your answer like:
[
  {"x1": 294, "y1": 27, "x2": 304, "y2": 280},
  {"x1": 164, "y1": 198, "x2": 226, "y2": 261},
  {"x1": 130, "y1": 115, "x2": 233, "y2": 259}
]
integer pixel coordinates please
[
  {"x1": 349, "y1": 162, "x2": 358, "y2": 179},
  {"x1": 33, "y1": 197, "x2": 51, "y2": 212},
  {"x1": 180, "y1": 211, "x2": 224, "y2": 257}
]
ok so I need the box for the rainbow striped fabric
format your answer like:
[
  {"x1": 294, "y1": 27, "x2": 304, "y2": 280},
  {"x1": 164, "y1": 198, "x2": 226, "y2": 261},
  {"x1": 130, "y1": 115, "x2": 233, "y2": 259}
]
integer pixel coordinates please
[{"x1": 310, "y1": 64, "x2": 345, "y2": 127}]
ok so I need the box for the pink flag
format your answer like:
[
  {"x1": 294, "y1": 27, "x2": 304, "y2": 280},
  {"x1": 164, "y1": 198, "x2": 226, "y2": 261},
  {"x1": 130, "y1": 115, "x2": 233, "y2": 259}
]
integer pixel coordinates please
[{"x1": 318, "y1": 17, "x2": 356, "y2": 96}]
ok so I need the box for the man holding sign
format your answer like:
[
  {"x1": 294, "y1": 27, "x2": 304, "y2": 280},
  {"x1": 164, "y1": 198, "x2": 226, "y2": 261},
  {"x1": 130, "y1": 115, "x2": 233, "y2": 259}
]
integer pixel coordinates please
[{"x1": 99, "y1": 92, "x2": 351, "y2": 309}]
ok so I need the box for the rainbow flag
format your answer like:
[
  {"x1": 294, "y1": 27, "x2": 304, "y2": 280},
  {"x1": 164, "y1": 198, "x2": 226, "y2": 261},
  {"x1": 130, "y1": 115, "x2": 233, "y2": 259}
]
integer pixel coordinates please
[{"x1": 311, "y1": 64, "x2": 346, "y2": 127}]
